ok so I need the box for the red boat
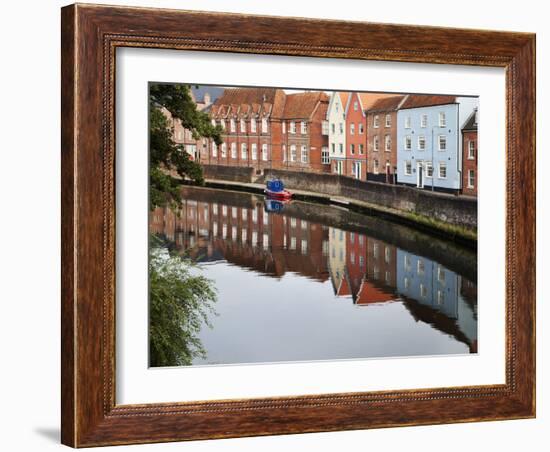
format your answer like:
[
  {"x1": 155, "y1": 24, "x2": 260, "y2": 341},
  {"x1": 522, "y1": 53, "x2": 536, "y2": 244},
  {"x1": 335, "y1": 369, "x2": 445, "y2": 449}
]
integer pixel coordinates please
[{"x1": 264, "y1": 188, "x2": 293, "y2": 201}]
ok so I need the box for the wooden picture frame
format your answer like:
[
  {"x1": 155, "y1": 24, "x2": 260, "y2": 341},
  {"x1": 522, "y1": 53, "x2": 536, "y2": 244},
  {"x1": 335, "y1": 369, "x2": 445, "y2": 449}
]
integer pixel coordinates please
[{"x1": 61, "y1": 3, "x2": 535, "y2": 447}]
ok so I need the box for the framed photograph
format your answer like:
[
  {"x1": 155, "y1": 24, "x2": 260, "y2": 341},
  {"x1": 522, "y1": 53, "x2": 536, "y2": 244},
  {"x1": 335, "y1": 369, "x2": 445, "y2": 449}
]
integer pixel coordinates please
[{"x1": 61, "y1": 3, "x2": 535, "y2": 447}]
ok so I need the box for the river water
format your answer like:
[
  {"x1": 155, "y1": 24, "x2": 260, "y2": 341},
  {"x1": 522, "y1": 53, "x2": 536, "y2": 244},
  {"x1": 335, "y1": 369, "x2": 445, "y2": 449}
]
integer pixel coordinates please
[{"x1": 150, "y1": 186, "x2": 477, "y2": 366}]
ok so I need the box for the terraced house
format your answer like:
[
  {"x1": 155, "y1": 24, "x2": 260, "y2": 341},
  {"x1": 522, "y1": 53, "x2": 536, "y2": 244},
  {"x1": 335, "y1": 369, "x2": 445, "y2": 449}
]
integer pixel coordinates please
[
  {"x1": 326, "y1": 92, "x2": 349, "y2": 175},
  {"x1": 365, "y1": 95, "x2": 406, "y2": 183},
  {"x1": 396, "y1": 95, "x2": 478, "y2": 193}
]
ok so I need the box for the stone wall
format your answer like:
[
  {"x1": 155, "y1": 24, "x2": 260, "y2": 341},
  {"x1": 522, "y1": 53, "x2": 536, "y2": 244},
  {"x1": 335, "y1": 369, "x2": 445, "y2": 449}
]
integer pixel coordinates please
[
  {"x1": 262, "y1": 168, "x2": 477, "y2": 229},
  {"x1": 202, "y1": 164, "x2": 255, "y2": 183}
]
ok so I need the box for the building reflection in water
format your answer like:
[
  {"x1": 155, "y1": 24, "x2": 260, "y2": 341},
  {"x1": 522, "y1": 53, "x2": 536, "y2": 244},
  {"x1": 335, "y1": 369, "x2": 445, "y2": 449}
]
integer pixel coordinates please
[{"x1": 150, "y1": 187, "x2": 478, "y2": 361}]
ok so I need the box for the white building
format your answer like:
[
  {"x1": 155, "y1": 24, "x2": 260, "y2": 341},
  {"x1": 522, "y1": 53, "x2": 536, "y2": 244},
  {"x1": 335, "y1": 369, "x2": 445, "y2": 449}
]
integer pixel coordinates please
[{"x1": 326, "y1": 92, "x2": 349, "y2": 175}]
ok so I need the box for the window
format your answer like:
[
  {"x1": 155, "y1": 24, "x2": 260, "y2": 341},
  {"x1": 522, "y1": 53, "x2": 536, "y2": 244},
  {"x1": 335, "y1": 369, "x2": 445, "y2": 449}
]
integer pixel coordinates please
[
  {"x1": 339, "y1": 123, "x2": 344, "y2": 134},
  {"x1": 350, "y1": 144, "x2": 355, "y2": 155},
  {"x1": 438, "y1": 266, "x2": 446, "y2": 283},
  {"x1": 339, "y1": 143, "x2": 343, "y2": 154},
  {"x1": 212, "y1": 143, "x2": 217, "y2": 157},
  {"x1": 418, "y1": 135, "x2": 426, "y2": 150},
  {"x1": 385, "y1": 134, "x2": 391, "y2": 151},
  {"x1": 373, "y1": 135, "x2": 379, "y2": 151},
  {"x1": 261, "y1": 118, "x2": 268, "y2": 133},
  {"x1": 262, "y1": 144, "x2": 268, "y2": 161},
  {"x1": 282, "y1": 121, "x2": 286, "y2": 134},
  {"x1": 420, "y1": 114, "x2": 428, "y2": 128},
  {"x1": 438, "y1": 135, "x2": 447, "y2": 151},
  {"x1": 439, "y1": 112, "x2": 446, "y2": 127},
  {"x1": 468, "y1": 140, "x2": 476, "y2": 159},
  {"x1": 404, "y1": 160, "x2": 412, "y2": 175},
  {"x1": 251, "y1": 143, "x2": 257, "y2": 160},
  {"x1": 290, "y1": 121, "x2": 296, "y2": 134},
  {"x1": 250, "y1": 118, "x2": 257, "y2": 133},
  {"x1": 241, "y1": 143, "x2": 247, "y2": 159},
  {"x1": 405, "y1": 116, "x2": 411, "y2": 128},
  {"x1": 439, "y1": 162, "x2": 447, "y2": 178},
  {"x1": 359, "y1": 123, "x2": 364, "y2": 134},
  {"x1": 350, "y1": 123, "x2": 355, "y2": 135},
  {"x1": 373, "y1": 115, "x2": 380, "y2": 128},
  {"x1": 242, "y1": 209, "x2": 248, "y2": 220},
  {"x1": 221, "y1": 143, "x2": 227, "y2": 158},
  {"x1": 385, "y1": 246, "x2": 391, "y2": 263},
  {"x1": 417, "y1": 259, "x2": 425, "y2": 275},
  {"x1": 373, "y1": 159, "x2": 379, "y2": 174},
  {"x1": 426, "y1": 161, "x2": 433, "y2": 177},
  {"x1": 331, "y1": 143, "x2": 335, "y2": 154},
  {"x1": 331, "y1": 123, "x2": 335, "y2": 134},
  {"x1": 230, "y1": 118, "x2": 236, "y2": 132},
  {"x1": 420, "y1": 284, "x2": 428, "y2": 298},
  {"x1": 468, "y1": 169, "x2": 475, "y2": 188},
  {"x1": 354, "y1": 101, "x2": 358, "y2": 111},
  {"x1": 240, "y1": 118, "x2": 246, "y2": 133},
  {"x1": 404, "y1": 254, "x2": 411, "y2": 271},
  {"x1": 404, "y1": 136, "x2": 412, "y2": 150},
  {"x1": 385, "y1": 114, "x2": 391, "y2": 127},
  {"x1": 359, "y1": 144, "x2": 364, "y2": 155},
  {"x1": 220, "y1": 119, "x2": 225, "y2": 130},
  {"x1": 301, "y1": 121, "x2": 307, "y2": 134},
  {"x1": 322, "y1": 121, "x2": 329, "y2": 135},
  {"x1": 290, "y1": 145, "x2": 297, "y2": 162},
  {"x1": 231, "y1": 142, "x2": 237, "y2": 158},
  {"x1": 437, "y1": 290, "x2": 445, "y2": 305},
  {"x1": 322, "y1": 146, "x2": 329, "y2": 164},
  {"x1": 301, "y1": 145, "x2": 308, "y2": 163},
  {"x1": 282, "y1": 144, "x2": 287, "y2": 162}
]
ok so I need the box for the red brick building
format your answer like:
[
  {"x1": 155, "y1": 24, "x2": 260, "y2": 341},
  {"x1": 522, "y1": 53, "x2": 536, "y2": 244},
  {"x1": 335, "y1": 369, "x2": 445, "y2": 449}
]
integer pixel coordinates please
[
  {"x1": 365, "y1": 95, "x2": 406, "y2": 183},
  {"x1": 204, "y1": 88, "x2": 286, "y2": 173},
  {"x1": 281, "y1": 92, "x2": 330, "y2": 173},
  {"x1": 344, "y1": 93, "x2": 395, "y2": 180},
  {"x1": 205, "y1": 88, "x2": 329, "y2": 174},
  {"x1": 461, "y1": 109, "x2": 478, "y2": 196}
]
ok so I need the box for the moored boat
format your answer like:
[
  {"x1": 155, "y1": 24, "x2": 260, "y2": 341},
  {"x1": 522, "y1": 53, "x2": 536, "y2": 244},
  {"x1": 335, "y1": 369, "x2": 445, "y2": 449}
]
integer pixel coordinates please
[{"x1": 264, "y1": 178, "x2": 293, "y2": 200}]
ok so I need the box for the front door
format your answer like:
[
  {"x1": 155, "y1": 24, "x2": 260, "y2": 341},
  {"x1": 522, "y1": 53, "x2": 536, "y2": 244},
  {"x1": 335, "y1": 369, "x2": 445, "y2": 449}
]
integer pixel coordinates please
[{"x1": 417, "y1": 163, "x2": 424, "y2": 188}]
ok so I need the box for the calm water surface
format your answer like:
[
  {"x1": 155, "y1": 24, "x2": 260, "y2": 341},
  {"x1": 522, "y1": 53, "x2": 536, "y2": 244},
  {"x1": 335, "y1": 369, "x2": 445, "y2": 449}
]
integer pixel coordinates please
[{"x1": 150, "y1": 186, "x2": 477, "y2": 366}]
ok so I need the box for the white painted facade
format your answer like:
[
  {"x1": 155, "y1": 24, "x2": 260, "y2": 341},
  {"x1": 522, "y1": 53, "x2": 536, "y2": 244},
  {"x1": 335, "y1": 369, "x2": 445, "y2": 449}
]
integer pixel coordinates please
[{"x1": 327, "y1": 92, "x2": 348, "y2": 174}]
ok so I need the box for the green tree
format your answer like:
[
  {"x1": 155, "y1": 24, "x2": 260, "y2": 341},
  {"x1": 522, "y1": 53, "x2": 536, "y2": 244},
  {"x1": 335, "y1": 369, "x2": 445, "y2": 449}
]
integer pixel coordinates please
[
  {"x1": 149, "y1": 84, "x2": 223, "y2": 209},
  {"x1": 149, "y1": 244, "x2": 218, "y2": 367}
]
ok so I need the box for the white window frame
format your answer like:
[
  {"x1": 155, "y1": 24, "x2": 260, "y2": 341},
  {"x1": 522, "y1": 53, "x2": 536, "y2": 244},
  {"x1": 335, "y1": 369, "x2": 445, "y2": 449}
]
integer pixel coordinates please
[
  {"x1": 405, "y1": 116, "x2": 411, "y2": 129},
  {"x1": 359, "y1": 123, "x2": 364, "y2": 134},
  {"x1": 353, "y1": 101, "x2": 358, "y2": 111},
  {"x1": 301, "y1": 121, "x2": 307, "y2": 134},
  {"x1": 404, "y1": 135, "x2": 412, "y2": 150},
  {"x1": 290, "y1": 144, "x2": 297, "y2": 162},
  {"x1": 290, "y1": 121, "x2": 296, "y2": 134},
  {"x1": 211, "y1": 142, "x2": 217, "y2": 157},
  {"x1": 468, "y1": 169, "x2": 475, "y2": 188},
  {"x1": 261, "y1": 117, "x2": 268, "y2": 133},
  {"x1": 439, "y1": 111, "x2": 447, "y2": 127},
  {"x1": 359, "y1": 144, "x2": 364, "y2": 155},
  {"x1": 426, "y1": 161, "x2": 433, "y2": 178},
  {"x1": 404, "y1": 160, "x2": 412, "y2": 176},
  {"x1": 373, "y1": 135, "x2": 379, "y2": 151},
  {"x1": 240, "y1": 118, "x2": 246, "y2": 133},
  {"x1": 350, "y1": 123, "x2": 355, "y2": 135},
  {"x1": 420, "y1": 114, "x2": 428, "y2": 128},
  {"x1": 385, "y1": 114, "x2": 391, "y2": 127},
  {"x1": 350, "y1": 143, "x2": 355, "y2": 155},
  {"x1": 221, "y1": 143, "x2": 227, "y2": 158},
  {"x1": 231, "y1": 142, "x2": 237, "y2": 158},
  {"x1": 251, "y1": 143, "x2": 258, "y2": 160},
  {"x1": 339, "y1": 143, "x2": 343, "y2": 154},
  {"x1": 262, "y1": 144, "x2": 268, "y2": 161},
  {"x1": 384, "y1": 134, "x2": 391, "y2": 152},
  {"x1": 373, "y1": 159, "x2": 379, "y2": 175},
  {"x1": 438, "y1": 162, "x2": 447, "y2": 179},
  {"x1": 418, "y1": 135, "x2": 426, "y2": 151},
  {"x1": 468, "y1": 140, "x2": 476, "y2": 159},
  {"x1": 250, "y1": 118, "x2": 257, "y2": 133},
  {"x1": 438, "y1": 135, "x2": 447, "y2": 151},
  {"x1": 220, "y1": 119, "x2": 225, "y2": 130},
  {"x1": 230, "y1": 118, "x2": 236, "y2": 133},
  {"x1": 301, "y1": 145, "x2": 308, "y2": 163},
  {"x1": 241, "y1": 143, "x2": 248, "y2": 159},
  {"x1": 282, "y1": 121, "x2": 286, "y2": 134},
  {"x1": 373, "y1": 115, "x2": 380, "y2": 128}
]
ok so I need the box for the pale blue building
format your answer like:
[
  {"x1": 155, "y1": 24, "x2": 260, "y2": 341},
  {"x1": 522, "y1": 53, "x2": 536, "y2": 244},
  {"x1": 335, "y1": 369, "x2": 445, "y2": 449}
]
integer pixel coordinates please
[{"x1": 396, "y1": 96, "x2": 478, "y2": 193}]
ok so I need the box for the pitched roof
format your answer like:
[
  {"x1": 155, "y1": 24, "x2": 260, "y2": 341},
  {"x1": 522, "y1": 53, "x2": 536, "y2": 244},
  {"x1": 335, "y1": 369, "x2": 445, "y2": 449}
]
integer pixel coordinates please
[
  {"x1": 212, "y1": 88, "x2": 286, "y2": 118},
  {"x1": 357, "y1": 93, "x2": 396, "y2": 111},
  {"x1": 339, "y1": 92, "x2": 351, "y2": 109},
  {"x1": 367, "y1": 95, "x2": 406, "y2": 113},
  {"x1": 355, "y1": 279, "x2": 395, "y2": 305},
  {"x1": 462, "y1": 108, "x2": 478, "y2": 131},
  {"x1": 399, "y1": 94, "x2": 456, "y2": 110},
  {"x1": 282, "y1": 91, "x2": 329, "y2": 119}
]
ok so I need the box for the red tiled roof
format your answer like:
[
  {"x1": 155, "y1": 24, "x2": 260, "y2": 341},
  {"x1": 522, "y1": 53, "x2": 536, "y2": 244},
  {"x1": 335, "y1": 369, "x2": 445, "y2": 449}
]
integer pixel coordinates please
[
  {"x1": 367, "y1": 95, "x2": 406, "y2": 112},
  {"x1": 215, "y1": 87, "x2": 279, "y2": 106},
  {"x1": 337, "y1": 276, "x2": 352, "y2": 297},
  {"x1": 357, "y1": 92, "x2": 396, "y2": 111},
  {"x1": 400, "y1": 94, "x2": 456, "y2": 110},
  {"x1": 356, "y1": 279, "x2": 395, "y2": 305},
  {"x1": 282, "y1": 91, "x2": 329, "y2": 119},
  {"x1": 339, "y1": 92, "x2": 351, "y2": 109}
]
